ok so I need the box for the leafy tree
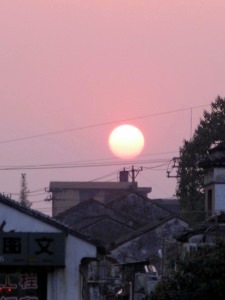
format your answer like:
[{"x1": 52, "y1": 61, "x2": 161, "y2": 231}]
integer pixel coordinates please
[
  {"x1": 152, "y1": 243, "x2": 225, "y2": 300},
  {"x1": 19, "y1": 173, "x2": 32, "y2": 208},
  {"x1": 176, "y1": 96, "x2": 225, "y2": 221}
]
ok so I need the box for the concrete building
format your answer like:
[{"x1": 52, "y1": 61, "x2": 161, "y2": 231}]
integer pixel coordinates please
[
  {"x1": 0, "y1": 194, "x2": 99, "y2": 300},
  {"x1": 178, "y1": 143, "x2": 225, "y2": 251},
  {"x1": 50, "y1": 172, "x2": 151, "y2": 216},
  {"x1": 199, "y1": 143, "x2": 225, "y2": 217}
]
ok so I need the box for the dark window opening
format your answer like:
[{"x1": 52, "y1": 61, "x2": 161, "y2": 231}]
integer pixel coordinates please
[
  {"x1": 0, "y1": 268, "x2": 47, "y2": 300},
  {"x1": 207, "y1": 189, "x2": 212, "y2": 216}
]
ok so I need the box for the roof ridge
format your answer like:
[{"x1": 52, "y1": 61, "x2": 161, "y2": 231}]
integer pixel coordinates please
[
  {"x1": 56, "y1": 198, "x2": 105, "y2": 217},
  {"x1": 0, "y1": 194, "x2": 98, "y2": 246},
  {"x1": 108, "y1": 215, "x2": 185, "y2": 250},
  {"x1": 80, "y1": 214, "x2": 136, "y2": 231}
]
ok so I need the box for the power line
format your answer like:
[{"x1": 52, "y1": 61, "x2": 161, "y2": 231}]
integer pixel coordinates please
[
  {"x1": 89, "y1": 169, "x2": 121, "y2": 182},
  {"x1": 2, "y1": 187, "x2": 48, "y2": 196},
  {"x1": 28, "y1": 192, "x2": 48, "y2": 197},
  {"x1": 0, "y1": 158, "x2": 174, "y2": 199},
  {"x1": 143, "y1": 162, "x2": 170, "y2": 170},
  {"x1": 0, "y1": 158, "x2": 171, "y2": 171},
  {"x1": 0, "y1": 104, "x2": 210, "y2": 145}
]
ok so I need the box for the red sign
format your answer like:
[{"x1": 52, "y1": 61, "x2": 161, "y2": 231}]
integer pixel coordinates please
[{"x1": 0, "y1": 272, "x2": 45, "y2": 300}]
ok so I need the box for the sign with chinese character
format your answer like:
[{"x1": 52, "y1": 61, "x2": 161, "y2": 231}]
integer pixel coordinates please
[
  {"x1": 0, "y1": 233, "x2": 65, "y2": 267},
  {"x1": 0, "y1": 271, "x2": 46, "y2": 300},
  {"x1": 0, "y1": 234, "x2": 27, "y2": 266},
  {"x1": 28, "y1": 233, "x2": 65, "y2": 266}
]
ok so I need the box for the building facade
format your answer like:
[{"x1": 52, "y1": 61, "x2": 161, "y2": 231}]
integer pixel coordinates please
[
  {"x1": 0, "y1": 194, "x2": 98, "y2": 300},
  {"x1": 50, "y1": 181, "x2": 151, "y2": 216},
  {"x1": 178, "y1": 143, "x2": 225, "y2": 251}
]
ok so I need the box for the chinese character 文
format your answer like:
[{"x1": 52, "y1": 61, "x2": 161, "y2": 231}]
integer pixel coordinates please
[
  {"x1": 35, "y1": 237, "x2": 53, "y2": 255},
  {"x1": 3, "y1": 238, "x2": 21, "y2": 254},
  {"x1": 19, "y1": 274, "x2": 38, "y2": 290}
]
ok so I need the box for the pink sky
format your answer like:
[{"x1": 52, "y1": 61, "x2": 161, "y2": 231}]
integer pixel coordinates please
[{"x1": 1, "y1": 0, "x2": 225, "y2": 214}]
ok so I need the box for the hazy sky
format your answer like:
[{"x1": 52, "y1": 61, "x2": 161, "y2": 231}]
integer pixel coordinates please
[{"x1": 1, "y1": 0, "x2": 225, "y2": 215}]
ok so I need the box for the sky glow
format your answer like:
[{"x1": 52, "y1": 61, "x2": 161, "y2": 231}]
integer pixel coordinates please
[{"x1": 1, "y1": 1, "x2": 225, "y2": 214}]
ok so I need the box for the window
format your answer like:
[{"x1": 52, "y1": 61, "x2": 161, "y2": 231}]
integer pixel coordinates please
[{"x1": 207, "y1": 189, "x2": 212, "y2": 216}]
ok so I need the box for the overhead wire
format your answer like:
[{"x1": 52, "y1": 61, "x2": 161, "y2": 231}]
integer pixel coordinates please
[
  {"x1": 28, "y1": 192, "x2": 48, "y2": 197},
  {"x1": 0, "y1": 158, "x2": 172, "y2": 171},
  {"x1": 143, "y1": 162, "x2": 171, "y2": 170},
  {"x1": 0, "y1": 159, "x2": 173, "y2": 200},
  {"x1": 89, "y1": 169, "x2": 121, "y2": 182},
  {"x1": 0, "y1": 103, "x2": 210, "y2": 145},
  {"x1": 2, "y1": 187, "x2": 48, "y2": 196},
  {"x1": 138, "y1": 172, "x2": 173, "y2": 198},
  {"x1": 1, "y1": 103, "x2": 204, "y2": 212}
]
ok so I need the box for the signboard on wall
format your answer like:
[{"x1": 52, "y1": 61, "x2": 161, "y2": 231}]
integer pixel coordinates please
[
  {"x1": 0, "y1": 271, "x2": 47, "y2": 299},
  {"x1": 0, "y1": 233, "x2": 65, "y2": 267}
]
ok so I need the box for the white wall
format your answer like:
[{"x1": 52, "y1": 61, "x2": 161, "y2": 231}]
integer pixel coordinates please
[
  {"x1": 0, "y1": 201, "x2": 97, "y2": 300},
  {"x1": 215, "y1": 185, "x2": 225, "y2": 212}
]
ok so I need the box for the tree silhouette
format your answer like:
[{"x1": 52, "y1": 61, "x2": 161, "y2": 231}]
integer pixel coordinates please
[
  {"x1": 152, "y1": 243, "x2": 225, "y2": 300},
  {"x1": 176, "y1": 96, "x2": 225, "y2": 222},
  {"x1": 19, "y1": 173, "x2": 32, "y2": 208}
]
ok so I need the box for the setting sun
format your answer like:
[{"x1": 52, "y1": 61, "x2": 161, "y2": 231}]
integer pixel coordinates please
[{"x1": 108, "y1": 124, "x2": 145, "y2": 159}]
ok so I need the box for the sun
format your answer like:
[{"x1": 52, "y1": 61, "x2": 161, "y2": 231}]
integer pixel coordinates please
[{"x1": 108, "y1": 124, "x2": 145, "y2": 159}]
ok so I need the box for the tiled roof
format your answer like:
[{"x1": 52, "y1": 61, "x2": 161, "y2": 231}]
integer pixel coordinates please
[
  {"x1": 56, "y1": 197, "x2": 141, "y2": 229},
  {"x1": 108, "y1": 216, "x2": 186, "y2": 250},
  {"x1": 176, "y1": 218, "x2": 225, "y2": 242}
]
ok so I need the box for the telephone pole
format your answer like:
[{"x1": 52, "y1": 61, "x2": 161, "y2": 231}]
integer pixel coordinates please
[{"x1": 120, "y1": 166, "x2": 143, "y2": 183}]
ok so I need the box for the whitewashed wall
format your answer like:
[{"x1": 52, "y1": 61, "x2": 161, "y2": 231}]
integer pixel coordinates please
[{"x1": 0, "y1": 201, "x2": 97, "y2": 300}]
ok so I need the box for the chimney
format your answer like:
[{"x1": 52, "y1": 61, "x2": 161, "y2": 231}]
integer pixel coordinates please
[{"x1": 119, "y1": 170, "x2": 129, "y2": 182}]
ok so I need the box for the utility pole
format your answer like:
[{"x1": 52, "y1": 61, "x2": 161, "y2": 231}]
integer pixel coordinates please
[
  {"x1": 167, "y1": 157, "x2": 180, "y2": 178},
  {"x1": 121, "y1": 166, "x2": 143, "y2": 183}
]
